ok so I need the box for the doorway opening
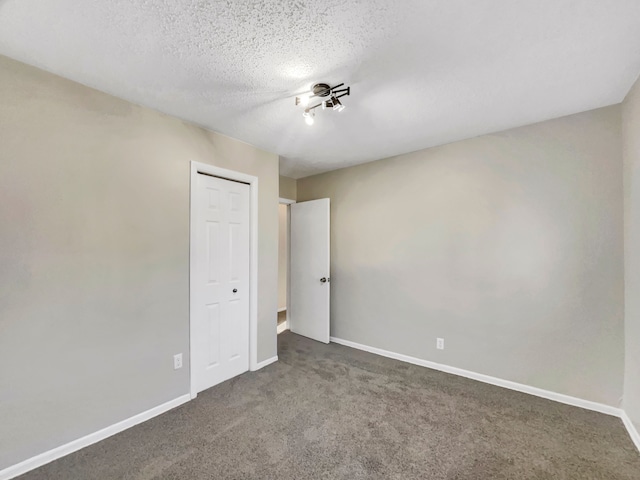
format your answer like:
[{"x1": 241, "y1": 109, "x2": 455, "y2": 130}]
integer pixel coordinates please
[
  {"x1": 280, "y1": 197, "x2": 331, "y2": 343},
  {"x1": 278, "y1": 197, "x2": 295, "y2": 334}
]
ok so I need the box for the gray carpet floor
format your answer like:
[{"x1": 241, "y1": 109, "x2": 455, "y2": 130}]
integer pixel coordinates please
[{"x1": 19, "y1": 331, "x2": 640, "y2": 479}]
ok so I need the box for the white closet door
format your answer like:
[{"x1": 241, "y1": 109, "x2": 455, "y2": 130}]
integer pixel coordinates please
[
  {"x1": 290, "y1": 198, "x2": 330, "y2": 343},
  {"x1": 192, "y1": 173, "x2": 250, "y2": 393}
]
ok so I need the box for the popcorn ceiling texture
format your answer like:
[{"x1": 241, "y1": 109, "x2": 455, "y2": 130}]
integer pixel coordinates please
[{"x1": 1, "y1": 0, "x2": 640, "y2": 178}]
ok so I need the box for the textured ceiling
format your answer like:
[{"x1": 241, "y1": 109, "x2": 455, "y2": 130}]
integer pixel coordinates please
[{"x1": 1, "y1": 1, "x2": 640, "y2": 178}]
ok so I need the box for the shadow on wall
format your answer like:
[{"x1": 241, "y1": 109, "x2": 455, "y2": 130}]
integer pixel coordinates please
[
  {"x1": 315, "y1": 107, "x2": 625, "y2": 407},
  {"x1": 330, "y1": 235, "x2": 593, "y2": 395}
]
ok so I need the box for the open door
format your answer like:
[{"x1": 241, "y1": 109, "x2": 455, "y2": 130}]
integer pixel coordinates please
[{"x1": 289, "y1": 198, "x2": 330, "y2": 343}]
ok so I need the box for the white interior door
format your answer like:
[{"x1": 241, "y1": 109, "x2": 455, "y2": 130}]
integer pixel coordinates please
[
  {"x1": 192, "y1": 173, "x2": 250, "y2": 393},
  {"x1": 289, "y1": 198, "x2": 330, "y2": 343}
]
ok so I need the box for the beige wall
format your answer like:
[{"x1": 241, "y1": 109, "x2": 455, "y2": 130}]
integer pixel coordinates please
[
  {"x1": 0, "y1": 55, "x2": 279, "y2": 469},
  {"x1": 278, "y1": 204, "x2": 288, "y2": 310},
  {"x1": 623, "y1": 74, "x2": 640, "y2": 432},
  {"x1": 298, "y1": 105, "x2": 624, "y2": 406},
  {"x1": 279, "y1": 175, "x2": 297, "y2": 201}
]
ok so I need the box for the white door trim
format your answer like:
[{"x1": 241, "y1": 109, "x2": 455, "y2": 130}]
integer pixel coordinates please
[{"x1": 190, "y1": 161, "x2": 259, "y2": 399}]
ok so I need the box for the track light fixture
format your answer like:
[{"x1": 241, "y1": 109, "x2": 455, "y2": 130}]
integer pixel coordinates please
[{"x1": 295, "y1": 82, "x2": 350, "y2": 125}]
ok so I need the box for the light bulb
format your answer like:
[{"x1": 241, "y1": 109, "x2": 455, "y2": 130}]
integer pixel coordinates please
[
  {"x1": 303, "y1": 109, "x2": 315, "y2": 126},
  {"x1": 300, "y1": 94, "x2": 310, "y2": 107}
]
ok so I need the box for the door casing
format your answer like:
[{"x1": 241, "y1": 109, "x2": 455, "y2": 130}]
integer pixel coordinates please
[{"x1": 189, "y1": 160, "x2": 259, "y2": 399}]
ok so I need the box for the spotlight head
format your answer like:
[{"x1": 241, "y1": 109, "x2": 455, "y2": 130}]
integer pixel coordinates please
[
  {"x1": 303, "y1": 108, "x2": 315, "y2": 126},
  {"x1": 332, "y1": 96, "x2": 344, "y2": 111},
  {"x1": 295, "y1": 94, "x2": 311, "y2": 107}
]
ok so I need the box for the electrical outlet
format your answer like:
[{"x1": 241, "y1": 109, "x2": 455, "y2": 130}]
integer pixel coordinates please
[
  {"x1": 436, "y1": 338, "x2": 444, "y2": 350},
  {"x1": 173, "y1": 353, "x2": 183, "y2": 370}
]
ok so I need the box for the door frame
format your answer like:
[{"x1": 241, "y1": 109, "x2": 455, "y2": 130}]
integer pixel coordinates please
[
  {"x1": 189, "y1": 160, "x2": 259, "y2": 399},
  {"x1": 278, "y1": 198, "x2": 296, "y2": 334}
]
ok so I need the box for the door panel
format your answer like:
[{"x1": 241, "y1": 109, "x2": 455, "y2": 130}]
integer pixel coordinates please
[
  {"x1": 290, "y1": 199, "x2": 330, "y2": 343},
  {"x1": 206, "y1": 222, "x2": 221, "y2": 283},
  {"x1": 206, "y1": 303, "x2": 221, "y2": 367},
  {"x1": 193, "y1": 174, "x2": 250, "y2": 393}
]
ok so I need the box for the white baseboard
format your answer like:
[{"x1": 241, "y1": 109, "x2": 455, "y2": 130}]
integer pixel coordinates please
[
  {"x1": 330, "y1": 336, "x2": 622, "y2": 417},
  {"x1": 277, "y1": 321, "x2": 289, "y2": 334},
  {"x1": 621, "y1": 411, "x2": 640, "y2": 452},
  {"x1": 0, "y1": 394, "x2": 191, "y2": 480},
  {"x1": 254, "y1": 355, "x2": 278, "y2": 370},
  {"x1": 331, "y1": 336, "x2": 640, "y2": 454},
  {"x1": 3, "y1": 342, "x2": 637, "y2": 480},
  {"x1": 2, "y1": 353, "x2": 281, "y2": 478}
]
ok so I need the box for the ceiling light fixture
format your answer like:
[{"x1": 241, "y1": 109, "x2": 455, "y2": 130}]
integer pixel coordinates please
[{"x1": 295, "y1": 82, "x2": 350, "y2": 125}]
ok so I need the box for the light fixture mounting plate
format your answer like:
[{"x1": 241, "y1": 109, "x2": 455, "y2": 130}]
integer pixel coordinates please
[{"x1": 313, "y1": 83, "x2": 332, "y2": 97}]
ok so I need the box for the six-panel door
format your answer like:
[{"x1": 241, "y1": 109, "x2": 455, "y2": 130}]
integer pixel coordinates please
[{"x1": 193, "y1": 174, "x2": 250, "y2": 393}]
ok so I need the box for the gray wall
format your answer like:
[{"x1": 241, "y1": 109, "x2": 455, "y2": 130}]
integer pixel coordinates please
[
  {"x1": 279, "y1": 175, "x2": 297, "y2": 201},
  {"x1": 298, "y1": 105, "x2": 624, "y2": 406},
  {"x1": 0, "y1": 55, "x2": 279, "y2": 469},
  {"x1": 623, "y1": 74, "x2": 640, "y2": 432}
]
